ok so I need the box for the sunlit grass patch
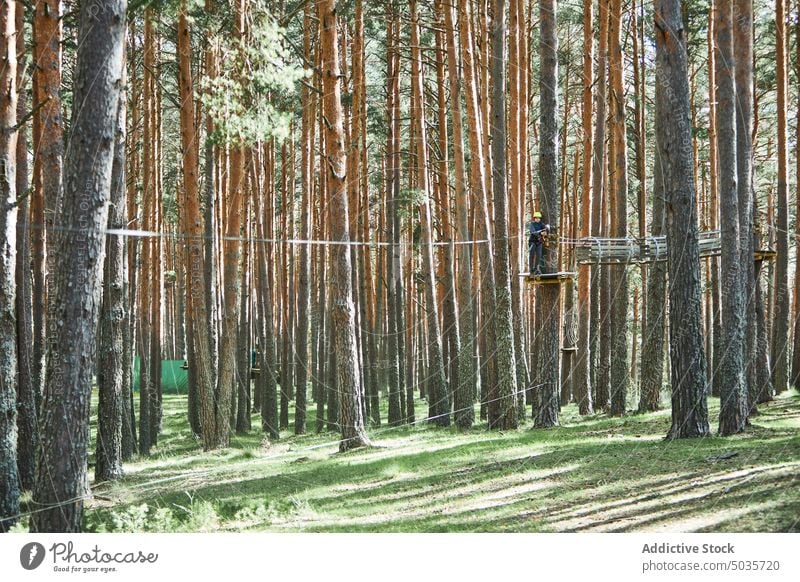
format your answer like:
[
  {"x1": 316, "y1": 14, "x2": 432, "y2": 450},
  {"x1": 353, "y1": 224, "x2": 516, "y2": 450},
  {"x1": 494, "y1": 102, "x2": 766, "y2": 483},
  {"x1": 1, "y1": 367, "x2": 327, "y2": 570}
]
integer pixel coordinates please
[{"x1": 82, "y1": 389, "x2": 800, "y2": 533}]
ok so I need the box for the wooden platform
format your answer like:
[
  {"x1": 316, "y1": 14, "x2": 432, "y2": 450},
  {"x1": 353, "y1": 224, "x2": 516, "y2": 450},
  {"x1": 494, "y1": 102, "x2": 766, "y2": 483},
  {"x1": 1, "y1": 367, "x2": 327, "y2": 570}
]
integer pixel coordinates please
[
  {"x1": 520, "y1": 271, "x2": 577, "y2": 284},
  {"x1": 754, "y1": 250, "x2": 778, "y2": 262},
  {"x1": 574, "y1": 231, "x2": 777, "y2": 265}
]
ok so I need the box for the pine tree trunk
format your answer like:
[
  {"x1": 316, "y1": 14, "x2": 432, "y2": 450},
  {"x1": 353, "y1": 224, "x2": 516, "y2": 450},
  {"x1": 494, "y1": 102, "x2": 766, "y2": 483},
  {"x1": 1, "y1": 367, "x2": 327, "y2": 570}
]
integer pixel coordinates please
[
  {"x1": 717, "y1": 0, "x2": 748, "y2": 435},
  {"x1": 792, "y1": 9, "x2": 800, "y2": 389},
  {"x1": 509, "y1": 0, "x2": 530, "y2": 419},
  {"x1": 235, "y1": 188, "x2": 251, "y2": 435},
  {"x1": 319, "y1": 0, "x2": 370, "y2": 451},
  {"x1": 386, "y1": 10, "x2": 402, "y2": 426},
  {"x1": 590, "y1": 0, "x2": 608, "y2": 396},
  {"x1": 608, "y1": 0, "x2": 629, "y2": 417},
  {"x1": 654, "y1": 0, "x2": 710, "y2": 439},
  {"x1": 772, "y1": 0, "x2": 790, "y2": 395},
  {"x1": 735, "y1": 0, "x2": 764, "y2": 418},
  {"x1": 434, "y1": 0, "x2": 461, "y2": 422},
  {"x1": 32, "y1": 0, "x2": 64, "y2": 409},
  {"x1": 574, "y1": 0, "x2": 594, "y2": 415},
  {"x1": 639, "y1": 142, "x2": 666, "y2": 412},
  {"x1": 707, "y1": 1, "x2": 723, "y2": 398},
  {"x1": 534, "y1": 0, "x2": 561, "y2": 428},
  {"x1": 458, "y1": 0, "x2": 496, "y2": 414},
  {"x1": 139, "y1": 11, "x2": 155, "y2": 456},
  {"x1": 443, "y1": 0, "x2": 476, "y2": 429},
  {"x1": 31, "y1": 0, "x2": 126, "y2": 531},
  {"x1": 96, "y1": 55, "x2": 128, "y2": 483},
  {"x1": 0, "y1": 0, "x2": 19, "y2": 532},
  {"x1": 489, "y1": 0, "x2": 519, "y2": 429},
  {"x1": 294, "y1": 4, "x2": 315, "y2": 435},
  {"x1": 256, "y1": 152, "x2": 279, "y2": 440},
  {"x1": 410, "y1": 0, "x2": 450, "y2": 427},
  {"x1": 15, "y1": 0, "x2": 36, "y2": 494},
  {"x1": 179, "y1": 0, "x2": 215, "y2": 449}
]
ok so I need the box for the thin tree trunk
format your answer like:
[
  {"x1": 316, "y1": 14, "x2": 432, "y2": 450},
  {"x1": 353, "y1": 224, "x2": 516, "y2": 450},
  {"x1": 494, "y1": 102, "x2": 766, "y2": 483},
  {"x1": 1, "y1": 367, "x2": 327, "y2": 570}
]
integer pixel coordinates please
[
  {"x1": 179, "y1": 0, "x2": 215, "y2": 450},
  {"x1": 574, "y1": 0, "x2": 594, "y2": 416},
  {"x1": 33, "y1": 0, "x2": 64, "y2": 409},
  {"x1": 717, "y1": 0, "x2": 746, "y2": 435},
  {"x1": 735, "y1": 0, "x2": 763, "y2": 418},
  {"x1": 385, "y1": 10, "x2": 402, "y2": 426},
  {"x1": 792, "y1": 6, "x2": 800, "y2": 389},
  {"x1": 294, "y1": 3, "x2": 314, "y2": 435},
  {"x1": 434, "y1": 0, "x2": 460, "y2": 421},
  {"x1": 772, "y1": 0, "x2": 790, "y2": 395},
  {"x1": 639, "y1": 142, "x2": 666, "y2": 412},
  {"x1": 708, "y1": 1, "x2": 723, "y2": 398},
  {"x1": 489, "y1": 0, "x2": 518, "y2": 429},
  {"x1": 410, "y1": 0, "x2": 450, "y2": 427},
  {"x1": 590, "y1": 0, "x2": 608, "y2": 397},
  {"x1": 608, "y1": 0, "x2": 629, "y2": 417},
  {"x1": 15, "y1": 0, "x2": 36, "y2": 493},
  {"x1": 443, "y1": 0, "x2": 476, "y2": 429},
  {"x1": 96, "y1": 63, "x2": 128, "y2": 483},
  {"x1": 0, "y1": 0, "x2": 19, "y2": 532}
]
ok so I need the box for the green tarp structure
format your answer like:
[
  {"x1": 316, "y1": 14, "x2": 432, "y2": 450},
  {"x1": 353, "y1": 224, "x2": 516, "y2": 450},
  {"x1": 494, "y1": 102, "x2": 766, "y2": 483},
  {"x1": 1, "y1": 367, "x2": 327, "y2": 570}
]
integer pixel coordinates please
[{"x1": 132, "y1": 358, "x2": 189, "y2": 394}]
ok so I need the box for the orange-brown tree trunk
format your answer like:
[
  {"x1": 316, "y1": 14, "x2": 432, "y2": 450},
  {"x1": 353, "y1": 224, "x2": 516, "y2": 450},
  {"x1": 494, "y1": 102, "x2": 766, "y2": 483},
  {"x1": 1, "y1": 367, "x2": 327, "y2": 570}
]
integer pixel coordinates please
[{"x1": 319, "y1": 0, "x2": 370, "y2": 451}]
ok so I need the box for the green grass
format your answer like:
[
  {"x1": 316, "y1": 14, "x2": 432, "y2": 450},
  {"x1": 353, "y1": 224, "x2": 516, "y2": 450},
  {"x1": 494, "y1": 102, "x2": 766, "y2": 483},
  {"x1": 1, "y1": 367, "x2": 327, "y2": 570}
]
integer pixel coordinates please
[{"x1": 70, "y1": 390, "x2": 800, "y2": 532}]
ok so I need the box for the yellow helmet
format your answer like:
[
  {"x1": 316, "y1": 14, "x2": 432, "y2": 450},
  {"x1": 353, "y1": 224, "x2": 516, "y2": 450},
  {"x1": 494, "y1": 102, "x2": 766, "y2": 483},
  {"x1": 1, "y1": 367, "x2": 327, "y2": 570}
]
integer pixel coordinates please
[{"x1": 533, "y1": 211, "x2": 542, "y2": 218}]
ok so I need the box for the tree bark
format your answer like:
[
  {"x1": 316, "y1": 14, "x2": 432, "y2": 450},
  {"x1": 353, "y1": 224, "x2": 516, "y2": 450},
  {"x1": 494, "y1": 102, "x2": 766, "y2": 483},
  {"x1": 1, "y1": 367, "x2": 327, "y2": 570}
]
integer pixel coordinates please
[
  {"x1": 434, "y1": 0, "x2": 461, "y2": 422},
  {"x1": 590, "y1": 0, "x2": 608, "y2": 396},
  {"x1": 385, "y1": 10, "x2": 402, "y2": 427},
  {"x1": 410, "y1": 0, "x2": 450, "y2": 427},
  {"x1": 179, "y1": 0, "x2": 215, "y2": 448},
  {"x1": 488, "y1": 0, "x2": 518, "y2": 429},
  {"x1": 31, "y1": 0, "x2": 126, "y2": 531},
  {"x1": 32, "y1": 0, "x2": 64, "y2": 408},
  {"x1": 574, "y1": 0, "x2": 594, "y2": 415},
  {"x1": 707, "y1": 1, "x2": 723, "y2": 399},
  {"x1": 96, "y1": 52, "x2": 128, "y2": 483},
  {"x1": 295, "y1": 2, "x2": 315, "y2": 435},
  {"x1": 534, "y1": 0, "x2": 561, "y2": 428},
  {"x1": 734, "y1": 0, "x2": 764, "y2": 417},
  {"x1": 654, "y1": 0, "x2": 710, "y2": 439},
  {"x1": 257, "y1": 145, "x2": 279, "y2": 440},
  {"x1": 639, "y1": 142, "x2": 666, "y2": 412},
  {"x1": 792, "y1": 7, "x2": 800, "y2": 389},
  {"x1": 319, "y1": 0, "x2": 370, "y2": 451},
  {"x1": 443, "y1": 0, "x2": 476, "y2": 429},
  {"x1": 771, "y1": 0, "x2": 790, "y2": 395},
  {"x1": 716, "y1": 0, "x2": 747, "y2": 435},
  {"x1": 608, "y1": 0, "x2": 629, "y2": 417},
  {"x1": 15, "y1": 0, "x2": 36, "y2": 494},
  {"x1": 0, "y1": 0, "x2": 18, "y2": 532},
  {"x1": 215, "y1": 0, "x2": 247, "y2": 448}
]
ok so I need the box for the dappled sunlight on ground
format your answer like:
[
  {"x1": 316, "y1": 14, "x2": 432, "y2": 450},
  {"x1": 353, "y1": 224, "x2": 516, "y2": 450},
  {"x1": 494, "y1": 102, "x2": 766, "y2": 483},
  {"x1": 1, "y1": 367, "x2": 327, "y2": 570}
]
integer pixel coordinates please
[{"x1": 80, "y1": 390, "x2": 800, "y2": 533}]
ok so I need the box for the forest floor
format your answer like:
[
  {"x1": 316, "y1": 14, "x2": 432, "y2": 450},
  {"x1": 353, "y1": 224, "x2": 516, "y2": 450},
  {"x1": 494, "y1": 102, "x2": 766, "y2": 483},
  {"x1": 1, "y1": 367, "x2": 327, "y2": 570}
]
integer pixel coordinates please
[{"x1": 29, "y1": 389, "x2": 800, "y2": 532}]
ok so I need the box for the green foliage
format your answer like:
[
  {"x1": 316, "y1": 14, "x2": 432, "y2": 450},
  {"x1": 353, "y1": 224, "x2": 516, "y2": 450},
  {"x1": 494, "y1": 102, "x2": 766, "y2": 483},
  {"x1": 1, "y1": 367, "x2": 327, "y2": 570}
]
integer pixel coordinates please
[{"x1": 202, "y1": 6, "x2": 306, "y2": 147}]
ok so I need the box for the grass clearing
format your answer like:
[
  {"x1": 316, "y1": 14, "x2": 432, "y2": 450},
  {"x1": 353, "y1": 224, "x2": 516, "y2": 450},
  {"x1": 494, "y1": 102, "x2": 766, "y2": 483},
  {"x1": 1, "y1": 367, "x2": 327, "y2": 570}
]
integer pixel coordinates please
[{"x1": 23, "y1": 390, "x2": 799, "y2": 533}]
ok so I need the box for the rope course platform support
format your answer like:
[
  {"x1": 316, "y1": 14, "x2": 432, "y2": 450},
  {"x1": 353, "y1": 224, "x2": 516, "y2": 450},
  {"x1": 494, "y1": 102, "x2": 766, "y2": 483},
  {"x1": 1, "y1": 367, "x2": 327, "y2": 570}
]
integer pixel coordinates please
[
  {"x1": 572, "y1": 230, "x2": 777, "y2": 265},
  {"x1": 519, "y1": 271, "x2": 577, "y2": 285}
]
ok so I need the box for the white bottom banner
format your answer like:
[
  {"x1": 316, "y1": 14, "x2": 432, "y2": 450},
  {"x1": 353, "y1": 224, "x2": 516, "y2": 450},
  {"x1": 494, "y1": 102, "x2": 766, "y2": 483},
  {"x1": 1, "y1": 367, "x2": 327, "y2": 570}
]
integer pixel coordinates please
[{"x1": 1, "y1": 533, "x2": 797, "y2": 581}]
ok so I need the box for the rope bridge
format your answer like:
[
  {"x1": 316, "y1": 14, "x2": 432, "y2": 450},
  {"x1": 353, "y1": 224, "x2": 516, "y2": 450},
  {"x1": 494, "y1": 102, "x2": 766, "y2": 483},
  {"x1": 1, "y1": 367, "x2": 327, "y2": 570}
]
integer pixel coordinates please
[
  {"x1": 572, "y1": 230, "x2": 776, "y2": 265},
  {"x1": 520, "y1": 230, "x2": 775, "y2": 285}
]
